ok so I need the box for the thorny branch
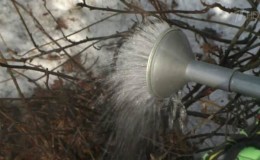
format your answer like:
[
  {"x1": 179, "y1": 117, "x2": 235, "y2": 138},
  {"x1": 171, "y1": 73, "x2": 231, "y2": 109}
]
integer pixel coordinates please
[
  {"x1": 77, "y1": 0, "x2": 242, "y2": 15},
  {"x1": 0, "y1": 62, "x2": 79, "y2": 81}
]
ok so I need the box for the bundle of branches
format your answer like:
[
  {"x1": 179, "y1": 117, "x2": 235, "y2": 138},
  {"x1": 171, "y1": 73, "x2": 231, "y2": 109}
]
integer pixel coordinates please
[
  {"x1": 0, "y1": 76, "x2": 109, "y2": 159},
  {"x1": 0, "y1": 0, "x2": 259, "y2": 159}
]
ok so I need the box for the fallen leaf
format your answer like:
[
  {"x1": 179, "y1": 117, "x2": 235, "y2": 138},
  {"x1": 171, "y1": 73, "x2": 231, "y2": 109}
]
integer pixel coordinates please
[
  {"x1": 201, "y1": 43, "x2": 219, "y2": 54},
  {"x1": 62, "y1": 54, "x2": 82, "y2": 73},
  {"x1": 51, "y1": 79, "x2": 63, "y2": 90},
  {"x1": 55, "y1": 17, "x2": 68, "y2": 30}
]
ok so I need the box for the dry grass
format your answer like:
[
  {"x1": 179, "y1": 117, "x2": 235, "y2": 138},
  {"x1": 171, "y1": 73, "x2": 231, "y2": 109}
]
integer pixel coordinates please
[{"x1": 0, "y1": 76, "x2": 107, "y2": 160}]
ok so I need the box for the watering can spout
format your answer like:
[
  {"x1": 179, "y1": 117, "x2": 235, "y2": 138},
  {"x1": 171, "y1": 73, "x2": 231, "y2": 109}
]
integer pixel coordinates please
[{"x1": 146, "y1": 26, "x2": 260, "y2": 99}]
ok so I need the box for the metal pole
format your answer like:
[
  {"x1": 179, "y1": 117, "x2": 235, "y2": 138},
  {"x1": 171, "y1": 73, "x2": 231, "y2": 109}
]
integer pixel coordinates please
[
  {"x1": 230, "y1": 72, "x2": 260, "y2": 98},
  {"x1": 185, "y1": 61, "x2": 260, "y2": 99}
]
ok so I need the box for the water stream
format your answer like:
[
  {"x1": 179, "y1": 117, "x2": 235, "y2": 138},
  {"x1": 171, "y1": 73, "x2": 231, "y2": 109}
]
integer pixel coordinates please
[{"x1": 107, "y1": 22, "x2": 173, "y2": 160}]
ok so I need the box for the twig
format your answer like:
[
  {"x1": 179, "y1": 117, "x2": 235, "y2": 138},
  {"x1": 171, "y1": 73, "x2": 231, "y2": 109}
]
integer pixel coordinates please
[
  {"x1": 0, "y1": 62, "x2": 78, "y2": 81},
  {"x1": 0, "y1": 51, "x2": 25, "y2": 100},
  {"x1": 77, "y1": 0, "x2": 241, "y2": 15}
]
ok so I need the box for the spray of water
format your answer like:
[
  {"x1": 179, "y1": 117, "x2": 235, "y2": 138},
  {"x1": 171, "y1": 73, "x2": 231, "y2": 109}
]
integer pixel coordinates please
[{"x1": 107, "y1": 21, "x2": 173, "y2": 160}]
